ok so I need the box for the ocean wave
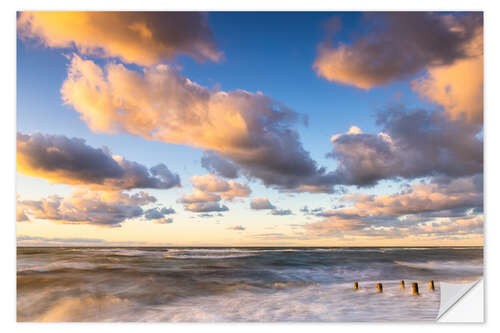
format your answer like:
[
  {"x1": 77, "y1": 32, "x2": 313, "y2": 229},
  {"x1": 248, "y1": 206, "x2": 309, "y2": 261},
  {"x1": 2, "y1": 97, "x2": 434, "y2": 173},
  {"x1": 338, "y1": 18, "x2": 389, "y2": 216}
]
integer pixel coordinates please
[
  {"x1": 394, "y1": 260, "x2": 483, "y2": 273},
  {"x1": 86, "y1": 249, "x2": 164, "y2": 257},
  {"x1": 163, "y1": 249, "x2": 257, "y2": 259},
  {"x1": 18, "y1": 261, "x2": 99, "y2": 273},
  {"x1": 161, "y1": 248, "x2": 381, "y2": 257}
]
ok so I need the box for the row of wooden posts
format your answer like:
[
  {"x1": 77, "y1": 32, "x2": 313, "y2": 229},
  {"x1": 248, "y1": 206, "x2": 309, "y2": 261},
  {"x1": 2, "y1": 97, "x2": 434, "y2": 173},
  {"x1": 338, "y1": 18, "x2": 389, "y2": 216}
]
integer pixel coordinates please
[{"x1": 353, "y1": 280, "x2": 435, "y2": 295}]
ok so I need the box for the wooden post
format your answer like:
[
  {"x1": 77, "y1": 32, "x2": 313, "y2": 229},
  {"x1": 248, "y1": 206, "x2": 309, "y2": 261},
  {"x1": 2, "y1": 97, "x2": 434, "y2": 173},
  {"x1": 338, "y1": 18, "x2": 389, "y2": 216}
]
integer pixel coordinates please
[
  {"x1": 429, "y1": 280, "x2": 435, "y2": 291},
  {"x1": 353, "y1": 281, "x2": 359, "y2": 291},
  {"x1": 412, "y1": 282, "x2": 419, "y2": 296},
  {"x1": 401, "y1": 280, "x2": 405, "y2": 289},
  {"x1": 376, "y1": 283, "x2": 383, "y2": 293}
]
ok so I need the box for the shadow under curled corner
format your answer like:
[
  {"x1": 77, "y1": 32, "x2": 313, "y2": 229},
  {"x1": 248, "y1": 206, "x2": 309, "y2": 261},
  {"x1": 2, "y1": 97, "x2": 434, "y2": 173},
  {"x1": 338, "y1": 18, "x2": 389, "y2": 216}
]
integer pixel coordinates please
[{"x1": 437, "y1": 278, "x2": 484, "y2": 322}]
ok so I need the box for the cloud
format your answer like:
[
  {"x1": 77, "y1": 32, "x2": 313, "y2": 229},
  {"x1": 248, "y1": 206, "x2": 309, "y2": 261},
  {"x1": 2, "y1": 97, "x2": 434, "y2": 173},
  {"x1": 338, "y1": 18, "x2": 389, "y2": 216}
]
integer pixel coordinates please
[
  {"x1": 300, "y1": 206, "x2": 324, "y2": 215},
  {"x1": 196, "y1": 213, "x2": 224, "y2": 218},
  {"x1": 143, "y1": 207, "x2": 175, "y2": 224},
  {"x1": 304, "y1": 175, "x2": 483, "y2": 238},
  {"x1": 341, "y1": 175, "x2": 482, "y2": 217},
  {"x1": 227, "y1": 225, "x2": 245, "y2": 231},
  {"x1": 190, "y1": 174, "x2": 231, "y2": 193},
  {"x1": 312, "y1": 11, "x2": 484, "y2": 196},
  {"x1": 271, "y1": 209, "x2": 293, "y2": 216},
  {"x1": 201, "y1": 151, "x2": 239, "y2": 179},
  {"x1": 250, "y1": 197, "x2": 275, "y2": 210},
  {"x1": 415, "y1": 215, "x2": 483, "y2": 236},
  {"x1": 17, "y1": 190, "x2": 156, "y2": 227},
  {"x1": 17, "y1": 204, "x2": 30, "y2": 222},
  {"x1": 182, "y1": 202, "x2": 229, "y2": 213},
  {"x1": 61, "y1": 55, "x2": 337, "y2": 193},
  {"x1": 17, "y1": 132, "x2": 180, "y2": 190},
  {"x1": 160, "y1": 207, "x2": 176, "y2": 215},
  {"x1": 17, "y1": 12, "x2": 222, "y2": 65},
  {"x1": 313, "y1": 12, "x2": 482, "y2": 89},
  {"x1": 411, "y1": 26, "x2": 483, "y2": 124},
  {"x1": 250, "y1": 197, "x2": 292, "y2": 216},
  {"x1": 180, "y1": 189, "x2": 221, "y2": 204},
  {"x1": 151, "y1": 217, "x2": 173, "y2": 224},
  {"x1": 179, "y1": 174, "x2": 250, "y2": 212},
  {"x1": 328, "y1": 107, "x2": 483, "y2": 186},
  {"x1": 190, "y1": 174, "x2": 251, "y2": 200},
  {"x1": 149, "y1": 165, "x2": 181, "y2": 189},
  {"x1": 304, "y1": 217, "x2": 366, "y2": 234}
]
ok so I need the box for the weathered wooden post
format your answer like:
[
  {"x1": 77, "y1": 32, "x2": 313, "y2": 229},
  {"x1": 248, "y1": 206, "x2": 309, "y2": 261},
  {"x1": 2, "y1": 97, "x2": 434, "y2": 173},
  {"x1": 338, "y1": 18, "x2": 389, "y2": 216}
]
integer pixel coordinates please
[
  {"x1": 376, "y1": 283, "x2": 383, "y2": 293},
  {"x1": 401, "y1": 280, "x2": 405, "y2": 289},
  {"x1": 412, "y1": 282, "x2": 419, "y2": 296},
  {"x1": 429, "y1": 280, "x2": 435, "y2": 291},
  {"x1": 353, "y1": 281, "x2": 359, "y2": 290}
]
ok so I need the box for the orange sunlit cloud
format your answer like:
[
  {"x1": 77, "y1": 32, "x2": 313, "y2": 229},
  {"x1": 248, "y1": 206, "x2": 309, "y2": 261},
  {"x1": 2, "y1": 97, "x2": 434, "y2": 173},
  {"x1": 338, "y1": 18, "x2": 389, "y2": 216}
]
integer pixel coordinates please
[
  {"x1": 303, "y1": 175, "x2": 483, "y2": 240},
  {"x1": 17, "y1": 189, "x2": 158, "y2": 227},
  {"x1": 60, "y1": 54, "x2": 335, "y2": 192},
  {"x1": 18, "y1": 11, "x2": 222, "y2": 65},
  {"x1": 190, "y1": 174, "x2": 251, "y2": 201},
  {"x1": 178, "y1": 174, "x2": 251, "y2": 213},
  {"x1": 411, "y1": 28, "x2": 483, "y2": 124}
]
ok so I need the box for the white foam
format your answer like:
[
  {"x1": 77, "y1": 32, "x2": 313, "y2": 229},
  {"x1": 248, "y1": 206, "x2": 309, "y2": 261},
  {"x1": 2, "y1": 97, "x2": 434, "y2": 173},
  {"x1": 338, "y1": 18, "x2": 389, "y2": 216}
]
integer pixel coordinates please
[{"x1": 394, "y1": 260, "x2": 483, "y2": 273}]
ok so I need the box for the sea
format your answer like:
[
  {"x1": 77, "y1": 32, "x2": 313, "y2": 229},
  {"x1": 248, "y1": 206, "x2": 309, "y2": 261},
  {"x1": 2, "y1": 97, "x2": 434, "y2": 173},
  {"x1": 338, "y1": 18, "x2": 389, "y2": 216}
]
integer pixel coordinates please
[{"x1": 17, "y1": 246, "x2": 483, "y2": 322}]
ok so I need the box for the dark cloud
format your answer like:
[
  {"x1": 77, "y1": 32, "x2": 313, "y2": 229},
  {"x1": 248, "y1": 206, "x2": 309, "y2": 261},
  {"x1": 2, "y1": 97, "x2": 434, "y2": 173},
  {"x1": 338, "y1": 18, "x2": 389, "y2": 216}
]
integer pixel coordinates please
[
  {"x1": 144, "y1": 208, "x2": 163, "y2": 220},
  {"x1": 17, "y1": 132, "x2": 181, "y2": 190},
  {"x1": 149, "y1": 164, "x2": 181, "y2": 189},
  {"x1": 17, "y1": 190, "x2": 157, "y2": 227},
  {"x1": 271, "y1": 209, "x2": 293, "y2": 216},
  {"x1": 144, "y1": 207, "x2": 176, "y2": 220},
  {"x1": 300, "y1": 206, "x2": 324, "y2": 215},
  {"x1": 201, "y1": 151, "x2": 240, "y2": 179},
  {"x1": 328, "y1": 108, "x2": 483, "y2": 187},
  {"x1": 160, "y1": 207, "x2": 176, "y2": 215},
  {"x1": 314, "y1": 12, "x2": 482, "y2": 89}
]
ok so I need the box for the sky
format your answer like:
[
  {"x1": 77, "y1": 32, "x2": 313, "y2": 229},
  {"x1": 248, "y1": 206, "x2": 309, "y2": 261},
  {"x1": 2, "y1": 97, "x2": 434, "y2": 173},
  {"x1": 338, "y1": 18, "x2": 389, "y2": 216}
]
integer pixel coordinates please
[{"x1": 16, "y1": 11, "x2": 484, "y2": 246}]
